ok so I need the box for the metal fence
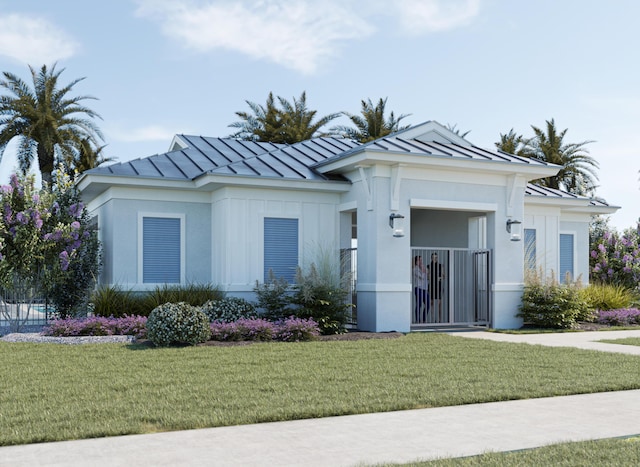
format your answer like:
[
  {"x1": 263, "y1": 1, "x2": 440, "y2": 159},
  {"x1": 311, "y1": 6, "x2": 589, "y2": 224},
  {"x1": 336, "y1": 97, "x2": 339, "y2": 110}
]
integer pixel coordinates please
[
  {"x1": 411, "y1": 248, "x2": 492, "y2": 327},
  {"x1": 0, "y1": 298, "x2": 53, "y2": 334}
]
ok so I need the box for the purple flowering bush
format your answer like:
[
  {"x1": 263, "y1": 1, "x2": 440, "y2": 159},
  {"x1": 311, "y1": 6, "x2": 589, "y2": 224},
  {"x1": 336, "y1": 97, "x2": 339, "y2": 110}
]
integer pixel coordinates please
[
  {"x1": 210, "y1": 316, "x2": 319, "y2": 342},
  {"x1": 42, "y1": 315, "x2": 148, "y2": 338},
  {"x1": 274, "y1": 316, "x2": 320, "y2": 342},
  {"x1": 0, "y1": 172, "x2": 100, "y2": 321},
  {"x1": 210, "y1": 318, "x2": 275, "y2": 341},
  {"x1": 590, "y1": 225, "x2": 640, "y2": 290},
  {"x1": 597, "y1": 308, "x2": 640, "y2": 326}
]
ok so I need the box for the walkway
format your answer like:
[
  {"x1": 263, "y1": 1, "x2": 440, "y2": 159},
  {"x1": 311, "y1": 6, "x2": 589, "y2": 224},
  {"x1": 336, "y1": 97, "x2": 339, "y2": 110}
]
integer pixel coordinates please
[
  {"x1": 451, "y1": 328, "x2": 640, "y2": 355},
  {"x1": 1, "y1": 330, "x2": 640, "y2": 466}
]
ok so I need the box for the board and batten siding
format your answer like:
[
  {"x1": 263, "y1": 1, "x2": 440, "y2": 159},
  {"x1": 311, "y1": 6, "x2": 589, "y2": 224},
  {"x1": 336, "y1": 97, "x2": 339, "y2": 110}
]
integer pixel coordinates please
[{"x1": 211, "y1": 189, "x2": 341, "y2": 293}]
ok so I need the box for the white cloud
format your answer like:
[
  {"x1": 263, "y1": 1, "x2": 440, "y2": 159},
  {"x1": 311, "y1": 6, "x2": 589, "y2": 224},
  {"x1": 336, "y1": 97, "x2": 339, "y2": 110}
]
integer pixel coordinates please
[
  {"x1": 0, "y1": 13, "x2": 78, "y2": 64},
  {"x1": 135, "y1": 0, "x2": 374, "y2": 74},
  {"x1": 394, "y1": 0, "x2": 481, "y2": 34},
  {"x1": 107, "y1": 124, "x2": 179, "y2": 143}
]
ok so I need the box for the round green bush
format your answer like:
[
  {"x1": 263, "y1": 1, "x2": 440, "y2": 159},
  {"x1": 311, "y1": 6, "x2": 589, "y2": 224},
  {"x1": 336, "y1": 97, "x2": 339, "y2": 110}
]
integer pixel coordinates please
[
  {"x1": 518, "y1": 281, "x2": 591, "y2": 329},
  {"x1": 200, "y1": 297, "x2": 257, "y2": 323},
  {"x1": 146, "y1": 302, "x2": 211, "y2": 346}
]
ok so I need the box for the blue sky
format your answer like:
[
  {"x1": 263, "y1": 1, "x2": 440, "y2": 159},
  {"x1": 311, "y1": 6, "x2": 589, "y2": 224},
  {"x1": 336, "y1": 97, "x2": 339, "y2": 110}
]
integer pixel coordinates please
[{"x1": 0, "y1": 0, "x2": 638, "y2": 231}]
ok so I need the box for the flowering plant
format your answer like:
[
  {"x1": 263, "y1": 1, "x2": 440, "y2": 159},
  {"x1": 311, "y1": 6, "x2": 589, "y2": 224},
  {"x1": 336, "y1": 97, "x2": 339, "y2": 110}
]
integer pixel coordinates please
[
  {"x1": 597, "y1": 308, "x2": 640, "y2": 326},
  {"x1": 210, "y1": 316, "x2": 319, "y2": 342},
  {"x1": 0, "y1": 172, "x2": 100, "y2": 328},
  {"x1": 590, "y1": 225, "x2": 640, "y2": 290},
  {"x1": 42, "y1": 315, "x2": 147, "y2": 338}
]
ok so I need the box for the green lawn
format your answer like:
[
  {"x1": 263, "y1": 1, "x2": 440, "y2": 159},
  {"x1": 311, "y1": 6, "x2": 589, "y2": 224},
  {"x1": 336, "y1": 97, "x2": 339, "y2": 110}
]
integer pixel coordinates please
[
  {"x1": 2, "y1": 333, "x2": 640, "y2": 446},
  {"x1": 387, "y1": 436, "x2": 640, "y2": 466}
]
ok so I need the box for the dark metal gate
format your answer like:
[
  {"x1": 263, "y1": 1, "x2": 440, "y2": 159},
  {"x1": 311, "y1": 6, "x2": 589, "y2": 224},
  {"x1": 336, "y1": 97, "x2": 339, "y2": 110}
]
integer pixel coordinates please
[{"x1": 411, "y1": 248, "x2": 492, "y2": 327}]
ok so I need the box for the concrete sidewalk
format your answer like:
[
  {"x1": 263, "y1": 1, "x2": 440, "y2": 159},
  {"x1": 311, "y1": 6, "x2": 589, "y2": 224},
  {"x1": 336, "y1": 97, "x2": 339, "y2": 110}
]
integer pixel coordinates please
[
  {"x1": 448, "y1": 329, "x2": 640, "y2": 355},
  {"x1": 1, "y1": 390, "x2": 640, "y2": 466},
  {"x1": 2, "y1": 330, "x2": 640, "y2": 466}
]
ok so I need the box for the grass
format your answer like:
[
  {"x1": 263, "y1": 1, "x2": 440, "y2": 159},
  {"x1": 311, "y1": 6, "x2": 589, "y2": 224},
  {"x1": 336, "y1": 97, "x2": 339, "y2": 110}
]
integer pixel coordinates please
[
  {"x1": 2, "y1": 333, "x2": 640, "y2": 446},
  {"x1": 385, "y1": 436, "x2": 640, "y2": 465},
  {"x1": 599, "y1": 337, "x2": 640, "y2": 347}
]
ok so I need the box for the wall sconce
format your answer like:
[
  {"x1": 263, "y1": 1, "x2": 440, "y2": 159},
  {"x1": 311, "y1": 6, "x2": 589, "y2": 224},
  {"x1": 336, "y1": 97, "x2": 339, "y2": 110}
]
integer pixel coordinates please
[
  {"x1": 506, "y1": 218, "x2": 522, "y2": 241},
  {"x1": 389, "y1": 213, "x2": 405, "y2": 238}
]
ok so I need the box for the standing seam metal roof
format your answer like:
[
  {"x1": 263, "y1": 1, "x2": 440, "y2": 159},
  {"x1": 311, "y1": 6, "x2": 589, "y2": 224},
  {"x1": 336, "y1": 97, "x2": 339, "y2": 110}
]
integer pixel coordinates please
[
  {"x1": 86, "y1": 130, "x2": 554, "y2": 182},
  {"x1": 86, "y1": 136, "x2": 361, "y2": 181}
]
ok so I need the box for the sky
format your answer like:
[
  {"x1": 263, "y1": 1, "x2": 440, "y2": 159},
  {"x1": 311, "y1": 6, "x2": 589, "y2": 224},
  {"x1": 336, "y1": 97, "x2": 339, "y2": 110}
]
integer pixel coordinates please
[{"x1": 0, "y1": 0, "x2": 638, "y2": 231}]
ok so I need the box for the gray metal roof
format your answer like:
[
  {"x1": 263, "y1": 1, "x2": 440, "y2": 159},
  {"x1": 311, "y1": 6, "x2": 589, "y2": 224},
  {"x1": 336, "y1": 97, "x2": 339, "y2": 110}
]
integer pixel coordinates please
[
  {"x1": 525, "y1": 183, "x2": 611, "y2": 207},
  {"x1": 317, "y1": 134, "x2": 555, "y2": 168},
  {"x1": 87, "y1": 136, "x2": 360, "y2": 181}
]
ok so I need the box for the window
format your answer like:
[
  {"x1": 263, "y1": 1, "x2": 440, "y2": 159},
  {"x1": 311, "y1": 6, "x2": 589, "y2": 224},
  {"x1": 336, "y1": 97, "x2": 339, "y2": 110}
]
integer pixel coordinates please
[
  {"x1": 524, "y1": 229, "x2": 536, "y2": 270},
  {"x1": 142, "y1": 216, "x2": 182, "y2": 283},
  {"x1": 264, "y1": 217, "x2": 298, "y2": 283},
  {"x1": 559, "y1": 233, "x2": 574, "y2": 283}
]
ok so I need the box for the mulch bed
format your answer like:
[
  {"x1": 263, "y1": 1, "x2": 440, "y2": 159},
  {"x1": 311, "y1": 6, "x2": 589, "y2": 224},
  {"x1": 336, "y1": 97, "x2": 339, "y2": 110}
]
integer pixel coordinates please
[{"x1": 133, "y1": 331, "x2": 405, "y2": 348}]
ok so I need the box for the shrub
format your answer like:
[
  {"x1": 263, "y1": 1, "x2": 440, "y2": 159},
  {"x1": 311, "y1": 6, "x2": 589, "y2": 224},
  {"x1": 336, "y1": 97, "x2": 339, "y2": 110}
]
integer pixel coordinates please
[
  {"x1": 92, "y1": 285, "x2": 134, "y2": 318},
  {"x1": 210, "y1": 318, "x2": 275, "y2": 341},
  {"x1": 44, "y1": 170, "x2": 101, "y2": 318},
  {"x1": 42, "y1": 315, "x2": 147, "y2": 338},
  {"x1": 201, "y1": 297, "x2": 257, "y2": 323},
  {"x1": 253, "y1": 271, "x2": 296, "y2": 321},
  {"x1": 597, "y1": 308, "x2": 640, "y2": 326},
  {"x1": 209, "y1": 317, "x2": 319, "y2": 342},
  {"x1": 518, "y1": 273, "x2": 592, "y2": 329},
  {"x1": 579, "y1": 283, "x2": 636, "y2": 313},
  {"x1": 92, "y1": 284, "x2": 224, "y2": 318},
  {"x1": 590, "y1": 225, "x2": 640, "y2": 290},
  {"x1": 143, "y1": 283, "x2": 225, "y2": 311},
  {"x1": 274, "y1": 317, "x2": 320, "y2": 342},
  {"x1": 292, "y1": 263, "x2": 351, "y2": 335},
  {"x1": 146, "y1": 302, "x2": 211, "y2": 346}
]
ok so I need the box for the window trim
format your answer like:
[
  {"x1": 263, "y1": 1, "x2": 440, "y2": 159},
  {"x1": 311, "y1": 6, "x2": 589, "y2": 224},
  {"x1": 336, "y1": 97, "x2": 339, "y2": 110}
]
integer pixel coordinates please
[{"x1": 137, "y1": 212, "x2": 186, "y2": 285}]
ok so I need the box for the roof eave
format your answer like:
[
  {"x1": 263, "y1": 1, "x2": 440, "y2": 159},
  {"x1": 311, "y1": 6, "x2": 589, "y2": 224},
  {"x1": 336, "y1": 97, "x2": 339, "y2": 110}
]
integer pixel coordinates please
[
  {"x1": 314, "y1": 149, "x2": 560, "y2": 180},
  {"x1": 193, "y1": 173, "x2": 351, "y2": 193},
  {"x1": 525, "y1": 194, "x2": 620, "y2": 214},
  {"x1": 78, "y1": 171, "x2": 351, "y2": 203}
]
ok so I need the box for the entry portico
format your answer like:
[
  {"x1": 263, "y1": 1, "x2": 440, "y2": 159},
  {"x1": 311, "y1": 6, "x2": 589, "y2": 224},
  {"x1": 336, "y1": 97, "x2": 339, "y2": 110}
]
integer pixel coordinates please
[{"x1": 316, "y1": 122, "x2": 561, "y2": 331}]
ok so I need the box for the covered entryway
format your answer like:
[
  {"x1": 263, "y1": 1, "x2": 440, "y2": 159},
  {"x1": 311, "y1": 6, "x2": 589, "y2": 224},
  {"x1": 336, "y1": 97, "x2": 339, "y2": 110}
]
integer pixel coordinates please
[{"x1": 411, "y1": 247, "x2": 492, "y2": 327}]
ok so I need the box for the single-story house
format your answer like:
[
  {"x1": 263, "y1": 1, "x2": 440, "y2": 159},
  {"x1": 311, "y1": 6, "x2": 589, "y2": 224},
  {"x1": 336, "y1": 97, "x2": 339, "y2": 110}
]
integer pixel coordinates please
[{"x1": 77, "y1": 121, "x2": 619, "y2": 331}]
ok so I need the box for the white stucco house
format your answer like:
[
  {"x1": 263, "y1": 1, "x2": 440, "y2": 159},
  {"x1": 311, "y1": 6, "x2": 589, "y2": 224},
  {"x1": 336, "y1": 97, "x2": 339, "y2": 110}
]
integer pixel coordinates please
[{"x1": 77, "y1": 121, "x2": 619, "y2": 331}]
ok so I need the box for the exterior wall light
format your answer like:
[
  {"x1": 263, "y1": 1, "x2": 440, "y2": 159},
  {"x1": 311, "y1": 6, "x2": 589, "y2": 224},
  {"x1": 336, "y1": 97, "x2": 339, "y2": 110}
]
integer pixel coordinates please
[
  {"x1": 506, "y1": 218, "x2": 522, "y2": 241},
  {"x1": 389, "y1": 213, "x2": 405, "y2": 238}
]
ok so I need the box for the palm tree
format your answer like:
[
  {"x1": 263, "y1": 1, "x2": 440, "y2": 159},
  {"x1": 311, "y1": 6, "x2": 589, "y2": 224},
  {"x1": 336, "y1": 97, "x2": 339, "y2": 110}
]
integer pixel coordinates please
[
  {"x1": 525, "y1": 119, "x2": 599, "y2": 195},
  {"x1": 229, "y1": 92, "x2": 284, "y2": 142},
  {"x1": 331, "y1": 98, "x2": 411, "y2": 143},
  {"x1": 0, "y1": 64, "x2": 103, "y2": 186},
  {"x1": 276, "y1": 92, "x2": 340, "y2": 143},
  {"x1": 495, "y1": 129, "x2": 531, "y2": 157},
  {"x1": 71, "y1": 137, "x2": 114, "y2": 174},
  {"x1": 229, "y1": 91, "x2": 339, "y2": 144},
  {"x1": 445, "y1": 123, "x2": 471, "y2": 138}
]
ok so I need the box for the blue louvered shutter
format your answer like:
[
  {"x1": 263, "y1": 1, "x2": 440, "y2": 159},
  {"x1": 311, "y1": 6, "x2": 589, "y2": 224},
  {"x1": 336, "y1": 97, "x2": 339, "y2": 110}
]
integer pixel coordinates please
[
  {"x1": 524, "y1": 229, "x2": 536, "y2": 270},
  {"x1": 264, "y1": 218, "x2": 298, "y2": 283},
  {"x1": 143, "y1": 217, "x2": 181, "y2": 283},
  {"x1": 559, "y1": 233, "x2": 574, "y2": 283}
]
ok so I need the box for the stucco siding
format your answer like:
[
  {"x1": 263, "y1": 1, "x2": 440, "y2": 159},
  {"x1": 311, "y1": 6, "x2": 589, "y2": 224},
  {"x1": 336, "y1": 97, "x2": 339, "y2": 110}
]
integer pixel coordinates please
[{"x1": 98, "y1": 198, "x2": 211, "y2": 288}]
